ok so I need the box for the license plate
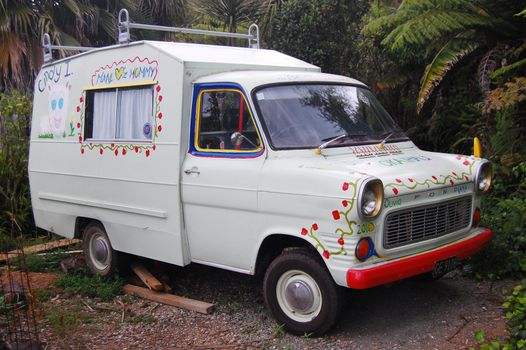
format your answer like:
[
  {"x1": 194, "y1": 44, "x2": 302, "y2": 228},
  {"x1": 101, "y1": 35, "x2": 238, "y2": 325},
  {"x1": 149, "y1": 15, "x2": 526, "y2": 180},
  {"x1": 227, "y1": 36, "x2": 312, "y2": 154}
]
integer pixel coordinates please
[{"x1": 432, "y1": 256, "x2": 458, "y2": 278}]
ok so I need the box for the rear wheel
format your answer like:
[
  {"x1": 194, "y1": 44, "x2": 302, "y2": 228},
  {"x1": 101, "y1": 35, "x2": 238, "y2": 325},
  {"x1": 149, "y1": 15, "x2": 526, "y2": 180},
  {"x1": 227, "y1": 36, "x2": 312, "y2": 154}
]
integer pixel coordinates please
[
  {"x1": 82, "y1": 222, "x2": 119, "y2": 277},
  {"x1": 263, "y1": 249, "x2": 343, "y2": 336}
]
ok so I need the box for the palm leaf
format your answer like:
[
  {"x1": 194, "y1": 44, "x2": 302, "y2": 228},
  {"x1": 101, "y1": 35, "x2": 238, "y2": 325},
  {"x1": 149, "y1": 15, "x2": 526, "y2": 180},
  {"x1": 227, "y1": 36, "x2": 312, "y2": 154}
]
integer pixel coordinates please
[
  {"x1": 0, "y1": 4, "x2": 33, "y2": 33},
  {"x1": 60, "y1": 0, "x2": 82, "y2": 22},
  {"x1": 97, "y1": 10, "x2": 116, "y2": 41},
  {"x1": 417, "y1": 35, "x2": 479, "y2": 113},
  {"x1": 0, "y1": 32, "x2": 26, "y2": 84}
]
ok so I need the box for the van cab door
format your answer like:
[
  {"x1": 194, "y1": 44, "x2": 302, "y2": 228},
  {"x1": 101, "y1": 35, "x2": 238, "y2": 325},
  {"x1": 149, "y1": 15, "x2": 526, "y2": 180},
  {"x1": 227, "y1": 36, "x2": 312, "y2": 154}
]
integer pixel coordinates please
[{"x1": 181, "y1": 83, "x2": 265, "y2": 272}]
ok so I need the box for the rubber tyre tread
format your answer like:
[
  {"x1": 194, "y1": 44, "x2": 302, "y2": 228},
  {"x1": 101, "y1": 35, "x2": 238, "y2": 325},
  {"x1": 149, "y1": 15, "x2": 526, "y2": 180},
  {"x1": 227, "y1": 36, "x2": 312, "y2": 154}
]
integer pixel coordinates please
[
  {"x1": 82, "y1": 222, "x2": 119, "y2": 278},
  {"x1": 263, "y1": 248, "x2": 343, "y2": 336}
]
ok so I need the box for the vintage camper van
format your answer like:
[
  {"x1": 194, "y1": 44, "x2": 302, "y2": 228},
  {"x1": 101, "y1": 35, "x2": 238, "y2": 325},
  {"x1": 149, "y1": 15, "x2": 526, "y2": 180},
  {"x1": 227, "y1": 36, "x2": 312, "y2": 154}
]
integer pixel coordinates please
[{"x1": 29, "y1": 11, "x2": 493, "y2": 335}]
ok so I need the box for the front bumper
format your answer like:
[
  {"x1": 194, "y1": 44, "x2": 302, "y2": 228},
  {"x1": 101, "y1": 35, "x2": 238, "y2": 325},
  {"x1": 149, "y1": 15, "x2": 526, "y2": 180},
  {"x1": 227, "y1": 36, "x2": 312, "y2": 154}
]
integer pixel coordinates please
[{"x1": 346, "y1": 228, "x2": 492, "y2": 289}]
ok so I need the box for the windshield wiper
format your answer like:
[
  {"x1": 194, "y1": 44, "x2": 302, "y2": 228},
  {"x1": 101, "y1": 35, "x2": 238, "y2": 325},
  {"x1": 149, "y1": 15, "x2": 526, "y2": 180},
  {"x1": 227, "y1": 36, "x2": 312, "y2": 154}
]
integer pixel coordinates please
[
  {"x1": 376, "y1": 130, "x2": 409, "y2": 149},
  {"x1": 377, "y1": 132, "x2": 394, "y2": 148},
  {"x1": 317, "y1": 133, "x2": 366, "y2": 153}
]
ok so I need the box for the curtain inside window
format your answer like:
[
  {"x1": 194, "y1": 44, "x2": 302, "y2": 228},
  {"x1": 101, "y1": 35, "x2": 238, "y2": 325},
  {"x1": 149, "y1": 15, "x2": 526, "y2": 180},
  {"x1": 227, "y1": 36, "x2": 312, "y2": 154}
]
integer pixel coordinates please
[
  {"x1": 116, "y1": 87, "x2": 153, "y2": 140},
  {"x1": 93, "y1": 90, "x2": 117, "y2": 139}
]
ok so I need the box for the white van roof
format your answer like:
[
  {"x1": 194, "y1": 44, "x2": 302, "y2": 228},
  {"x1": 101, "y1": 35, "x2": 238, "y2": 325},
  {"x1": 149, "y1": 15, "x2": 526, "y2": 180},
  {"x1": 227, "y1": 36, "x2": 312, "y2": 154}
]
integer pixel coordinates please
[
  {"x1": 193, "y1": 70, "x2": 367, "y2": 91},
  {"x1": 151, "y1": 41, "x2": 319, "y2": 70},
  {"x1": 42, "y1": 40, "x2": 320, "y2": 72}
]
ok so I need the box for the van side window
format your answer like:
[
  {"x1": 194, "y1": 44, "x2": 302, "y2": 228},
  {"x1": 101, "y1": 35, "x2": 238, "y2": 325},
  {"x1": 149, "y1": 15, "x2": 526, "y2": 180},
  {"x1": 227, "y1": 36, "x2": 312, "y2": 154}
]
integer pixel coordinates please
[
  {"x1": 197, "y1": 90, "x2": 261, "y2": 151},
  {"x1": 84, "y1": 85, "x2": 154, "y2": 141}
]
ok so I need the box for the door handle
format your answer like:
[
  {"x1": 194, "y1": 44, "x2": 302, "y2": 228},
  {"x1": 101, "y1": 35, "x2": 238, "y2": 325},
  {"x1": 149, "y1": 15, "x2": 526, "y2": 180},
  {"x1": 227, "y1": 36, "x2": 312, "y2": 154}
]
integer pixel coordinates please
[{"x1": 184, "y1": 167, "x2": 200, "y2": 175}]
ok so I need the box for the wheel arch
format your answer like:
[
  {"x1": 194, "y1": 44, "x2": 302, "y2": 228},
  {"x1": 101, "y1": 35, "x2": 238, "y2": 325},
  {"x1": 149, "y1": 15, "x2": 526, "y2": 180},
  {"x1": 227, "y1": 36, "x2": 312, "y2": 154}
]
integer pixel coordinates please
[
  {"x1": 253, "y1": 233, "x2": 325, "y2": 277},
  {"x1": 74, "y1": 217, "x2": 105, "y2": 239}
]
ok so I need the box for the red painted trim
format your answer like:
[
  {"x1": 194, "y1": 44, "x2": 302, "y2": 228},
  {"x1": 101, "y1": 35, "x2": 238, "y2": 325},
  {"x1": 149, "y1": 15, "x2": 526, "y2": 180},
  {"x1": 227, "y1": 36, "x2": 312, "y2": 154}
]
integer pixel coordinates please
[
  {"x1": 237, "y1": 94, "x2": 244, "y2": 150},
  {"x1": 346, "y1": 229, "x2": 492, "y2": 289}
]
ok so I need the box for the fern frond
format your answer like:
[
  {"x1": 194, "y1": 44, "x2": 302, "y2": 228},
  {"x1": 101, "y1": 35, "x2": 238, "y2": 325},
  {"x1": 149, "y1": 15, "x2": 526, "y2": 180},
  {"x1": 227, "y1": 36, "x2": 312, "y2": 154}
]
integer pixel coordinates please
[
  {"x1": 417, "y1": 36, "x2": 479, "y2": 113},
  {"x1": 516, "y1": 8, "x2": 526, "y2": 17},
  {"x1": 364, "y1": 0, "x2": 498, "y2": 51},
  {"x1": 484, "y1": 77, "x2": 526, "y2": 112},
  {"x1": 374, "y1": 72, "x2": 409, "y2": 92},
  {"x1": 362, "y1": 0, "x2": 428, "y2": 36},
  {"x1": 478, "y1": 45, "x2": 503, "y2": 96},
  {"x1": 491, "y1": 58, "x2": 526, "y2": 79},
  {"x1": 383, "y1": 8, "x2": 493, "y2": 50},
  {"x1": 511, "y1": 40, "x2": 526, "y2": 58}
]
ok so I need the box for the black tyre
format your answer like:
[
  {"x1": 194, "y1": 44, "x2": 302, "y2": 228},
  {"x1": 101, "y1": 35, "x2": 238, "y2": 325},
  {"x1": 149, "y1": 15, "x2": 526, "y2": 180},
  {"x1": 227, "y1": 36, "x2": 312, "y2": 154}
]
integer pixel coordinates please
[
  {"x1": 263, "y1": 249, "x2": 344, "y2": 336},
  {"x1": 82, "y1": 222, "x2": 119, "y2": 277}
]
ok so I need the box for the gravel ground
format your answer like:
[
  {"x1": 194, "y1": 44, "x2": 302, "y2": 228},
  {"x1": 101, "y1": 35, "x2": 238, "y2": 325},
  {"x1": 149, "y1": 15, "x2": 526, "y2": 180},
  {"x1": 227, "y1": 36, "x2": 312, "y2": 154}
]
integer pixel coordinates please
[{"x1": 5, "y1": 263, "x2": 515, "y2": 350}]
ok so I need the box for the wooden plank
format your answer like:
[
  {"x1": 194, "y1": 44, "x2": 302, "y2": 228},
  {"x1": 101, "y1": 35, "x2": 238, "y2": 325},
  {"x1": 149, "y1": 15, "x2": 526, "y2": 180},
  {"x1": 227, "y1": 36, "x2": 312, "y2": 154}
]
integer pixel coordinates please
[
  {"x1": 0, "y1": 239, "x2": 80, "y2": 262},
  {"x1": 162, "y1": 281, "x2": 173, "y2": 294},
  {"x1": 123, "y1": 284, "x2": 214, "y2": 315},
  {"x1": 131, "y1": 263, "x2": 164, "y2": 291}
]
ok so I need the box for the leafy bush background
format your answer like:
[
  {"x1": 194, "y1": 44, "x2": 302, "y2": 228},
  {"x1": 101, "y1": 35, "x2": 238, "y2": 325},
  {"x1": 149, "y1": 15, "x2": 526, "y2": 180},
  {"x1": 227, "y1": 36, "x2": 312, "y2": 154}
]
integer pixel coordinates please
[{"x1": 0, "y1": 91, "x2": 34, "y2": 250}]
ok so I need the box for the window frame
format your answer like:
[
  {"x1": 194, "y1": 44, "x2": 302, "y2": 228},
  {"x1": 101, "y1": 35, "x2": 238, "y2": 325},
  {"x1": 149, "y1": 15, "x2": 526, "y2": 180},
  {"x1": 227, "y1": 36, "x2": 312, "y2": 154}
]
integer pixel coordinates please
[
  {"x1": 190, "y1": 83, "x2": 265, "y2": 158},
  {"x1": 83, "y1": 81, "x2": 156, "y2": 143},
  {"x1": 251, "y1": 81, "x2": 409, "y2": 151}
]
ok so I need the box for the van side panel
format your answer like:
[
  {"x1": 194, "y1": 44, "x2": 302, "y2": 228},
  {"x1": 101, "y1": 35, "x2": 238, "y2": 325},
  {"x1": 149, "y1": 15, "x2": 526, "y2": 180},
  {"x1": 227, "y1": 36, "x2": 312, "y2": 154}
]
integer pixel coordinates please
[{"x1": 29, "y1": 44, "x2": 189, "y2": 266}]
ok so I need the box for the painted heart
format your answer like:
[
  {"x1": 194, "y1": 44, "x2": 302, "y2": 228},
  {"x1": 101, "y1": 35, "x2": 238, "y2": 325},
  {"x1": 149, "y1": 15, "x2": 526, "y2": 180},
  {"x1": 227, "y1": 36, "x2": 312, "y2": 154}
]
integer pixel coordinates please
[{"x1": 115, "y1": 67, "x2": 124, "y2": 80}]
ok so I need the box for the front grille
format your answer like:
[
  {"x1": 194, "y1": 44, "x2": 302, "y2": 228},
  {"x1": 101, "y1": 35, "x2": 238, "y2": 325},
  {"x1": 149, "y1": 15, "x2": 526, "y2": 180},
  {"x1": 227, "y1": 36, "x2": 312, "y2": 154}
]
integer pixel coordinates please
[{"x1": 383, "y1": 196, "x2": 472, "y2": 249}]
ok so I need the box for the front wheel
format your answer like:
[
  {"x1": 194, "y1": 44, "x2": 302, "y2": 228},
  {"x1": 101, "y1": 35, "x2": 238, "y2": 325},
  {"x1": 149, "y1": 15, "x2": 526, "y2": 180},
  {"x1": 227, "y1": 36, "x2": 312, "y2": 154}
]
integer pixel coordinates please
[{"x1": 263, "y1": 249, "x2": 344, "y2": 336}]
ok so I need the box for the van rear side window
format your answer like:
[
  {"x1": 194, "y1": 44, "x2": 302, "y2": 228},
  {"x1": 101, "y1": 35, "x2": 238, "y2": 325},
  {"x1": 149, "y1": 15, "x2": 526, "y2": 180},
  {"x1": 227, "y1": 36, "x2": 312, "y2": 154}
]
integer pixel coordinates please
[{"x1": 84, "y1": 85, "x2": 154, "y2": 141}]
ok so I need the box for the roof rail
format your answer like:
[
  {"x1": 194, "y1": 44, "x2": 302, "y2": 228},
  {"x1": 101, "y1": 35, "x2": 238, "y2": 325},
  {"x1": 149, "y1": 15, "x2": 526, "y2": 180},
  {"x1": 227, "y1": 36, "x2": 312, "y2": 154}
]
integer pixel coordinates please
[
  {"x1": 41, "y1": 33, "x2": 95, "y2": 63},
  {"x1": 117, "y1": 8, "x2": 260, "y2": 49}
]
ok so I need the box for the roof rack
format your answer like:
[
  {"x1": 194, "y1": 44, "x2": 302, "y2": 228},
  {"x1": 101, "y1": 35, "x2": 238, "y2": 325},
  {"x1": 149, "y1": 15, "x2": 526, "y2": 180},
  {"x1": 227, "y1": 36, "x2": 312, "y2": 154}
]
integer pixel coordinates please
[
  {"x1": 117, "y1": 8, "x2": 260, "y2": 49},
  {"x1": 41, "y1": 8, "x2": 260, "y2": 63},
  {"x1": 42, "y1": 33, "x2": 95, "y2": 63}
]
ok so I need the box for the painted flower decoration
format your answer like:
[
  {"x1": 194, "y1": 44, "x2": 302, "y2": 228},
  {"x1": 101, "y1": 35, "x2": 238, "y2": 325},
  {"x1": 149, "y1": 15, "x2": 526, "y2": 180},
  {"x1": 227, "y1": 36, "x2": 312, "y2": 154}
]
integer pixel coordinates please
[
  {"x1": 385, "y1": 156, "x2": 478, "y2": 195},
  {"x1": 301, "y1": 179, "x2": 363, "y2": 260}
]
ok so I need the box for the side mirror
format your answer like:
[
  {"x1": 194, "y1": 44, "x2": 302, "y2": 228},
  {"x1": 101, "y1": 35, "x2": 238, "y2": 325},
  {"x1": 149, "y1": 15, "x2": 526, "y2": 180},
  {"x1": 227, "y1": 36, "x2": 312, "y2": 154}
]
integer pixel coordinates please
[
  {"x1": 230, "y1": 131, "x2": 259, "y2": 149},
  {"x1": 230, "y1": 132, "x2": 243, "y2": 146}
]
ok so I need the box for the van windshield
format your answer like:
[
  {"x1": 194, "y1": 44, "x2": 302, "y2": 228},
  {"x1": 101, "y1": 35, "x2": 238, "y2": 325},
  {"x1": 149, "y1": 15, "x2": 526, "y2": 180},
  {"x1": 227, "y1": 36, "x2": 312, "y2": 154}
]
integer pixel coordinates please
[{"x1": 253, "y1": 84, "x2": 408, "y2": 150}]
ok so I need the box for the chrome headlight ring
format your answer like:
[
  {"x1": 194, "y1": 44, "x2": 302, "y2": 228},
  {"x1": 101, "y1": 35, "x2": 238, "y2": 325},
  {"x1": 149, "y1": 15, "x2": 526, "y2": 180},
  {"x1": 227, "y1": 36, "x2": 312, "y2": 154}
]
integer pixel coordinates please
[
  {"x1": 474, "y1": 160, "x2": 493, "y2": 194},
  {"x1": 357, "y1": 177, "x2": 384, "y2": 220}
]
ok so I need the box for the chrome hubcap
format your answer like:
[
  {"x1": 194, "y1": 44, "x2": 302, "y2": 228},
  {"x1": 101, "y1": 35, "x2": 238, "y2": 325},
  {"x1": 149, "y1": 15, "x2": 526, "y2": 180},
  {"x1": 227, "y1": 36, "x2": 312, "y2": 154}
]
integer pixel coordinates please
[
  {"x1": 276, "y1": 270, "x2": 322, "y2": 323},
  {"x1": 89, "y1": 233, "x2": 110, "y2": 271},
  {"x1": 285, "y1": 280, "x2": 314, "y2": 312},
  {"x1": 94, "y1": 238, "x2": 108, "y2": 263}
]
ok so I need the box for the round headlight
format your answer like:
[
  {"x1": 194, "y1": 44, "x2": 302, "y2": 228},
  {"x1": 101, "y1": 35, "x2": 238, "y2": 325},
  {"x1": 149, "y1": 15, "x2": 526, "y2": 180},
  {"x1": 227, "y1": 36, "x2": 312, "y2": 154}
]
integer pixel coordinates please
[
  {"x1": 475, "y1": 160, "x2": 492, "y2": 193},
  {"x1": 357, "y1": 178, "x2": 384, "y2": 220}
]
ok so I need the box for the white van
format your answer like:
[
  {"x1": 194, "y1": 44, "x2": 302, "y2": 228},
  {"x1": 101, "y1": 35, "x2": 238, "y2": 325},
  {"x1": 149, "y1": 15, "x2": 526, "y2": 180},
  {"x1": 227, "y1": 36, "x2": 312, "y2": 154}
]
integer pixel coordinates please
[{"x1": 29, "y1": 11, "x2": 493, "y2": 335}]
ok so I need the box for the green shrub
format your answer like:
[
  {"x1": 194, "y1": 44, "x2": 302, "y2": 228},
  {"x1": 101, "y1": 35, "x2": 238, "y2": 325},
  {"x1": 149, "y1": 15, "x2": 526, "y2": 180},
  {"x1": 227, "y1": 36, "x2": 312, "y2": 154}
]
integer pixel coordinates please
[
  {"x1": 472, "y1": 280, "x2": 526, "y2": 350},
  {"x1": 46, "y1": 305, "x2": 92, "y2": 337},
  {"x1": 55, "y1": 270, "x2": 123, "y2": 301},
  {"x1": 0, "y1": 232, "x2": 16, "y2": 251},
  {"x1": 469, "y1": 161, "x2": 526, "y2": 279},
  {"x1": 36, "y1": 288, "x2": 54, "y2": 302},
  {"x1": 504, "y1": 281, "x2": 526, "y2": 349},
  {"x1": 19, "y1": 253, "x2": 66, "y2": 272},
  {"x1": 0, "y1": 90, "x2": 33, "y2": 239},
  {"x1": 129, "y1": 314, "x2": 156, "y2": 324}
]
